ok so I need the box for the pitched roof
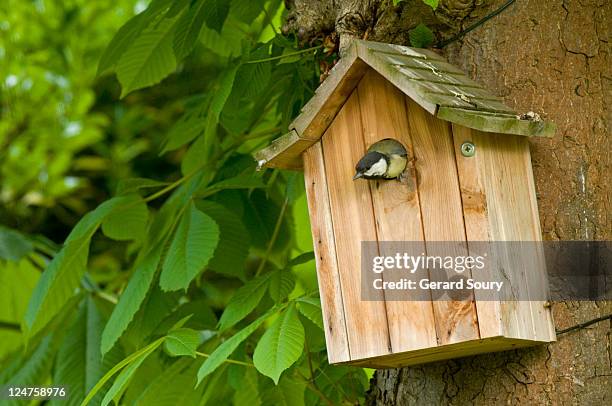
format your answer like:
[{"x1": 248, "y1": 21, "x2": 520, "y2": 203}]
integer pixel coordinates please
[{"x1": 254, "y1": 39, "x2": 555, "y2": 170}]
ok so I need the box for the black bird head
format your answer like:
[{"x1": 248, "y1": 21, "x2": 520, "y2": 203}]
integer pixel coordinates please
[{"x1": 353, "y1": 151, "x2": 388, "y2": 180}]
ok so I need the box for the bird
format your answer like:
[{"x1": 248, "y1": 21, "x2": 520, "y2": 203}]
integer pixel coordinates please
[{"x1": 353, "y1": 138, "x2": 408, "y2": 180}]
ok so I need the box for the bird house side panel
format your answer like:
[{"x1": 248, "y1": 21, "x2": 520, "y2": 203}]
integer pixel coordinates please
[
  {"x1": 452, "y1": 125, "x2": 555, "y2": 343},
  {"x1": 303, "y1": 141, "x2": 351, "y2": 363},
  {"x1": 405, "y1": 97, "x2": 481, "y2": 345},
  {"x1": 356, "y1": 70, "x2": 438, "y2": 353},
  {"x1": 320, "y1": 90, "x2": 393, "y2": 360}
]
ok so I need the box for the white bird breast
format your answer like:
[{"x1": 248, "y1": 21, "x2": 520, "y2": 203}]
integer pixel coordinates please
[{"x1": 364, "y1": 158, "x2": 388, "y2": 177}]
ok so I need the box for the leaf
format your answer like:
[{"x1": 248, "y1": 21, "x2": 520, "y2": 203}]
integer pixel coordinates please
[
  {"x1": 159, "y1": 202, "x2": 220, "y2": 291},
  {"x1": 164, "y1": 328, "x2": 200, "y2": 358},
  {"x1": 97, "y1": 0, "x2": 176, "y2": 75},
  {"x1": 173, "y1": 0, "x2": 208, "y2": 59},
  {"x1": 160, "y1": 110, "x2": 207, "y2": 153},
  {"x1": 80, "y1": 337, "x2": 165, "y2": 406},
  {"x1": 50, "y1": 298, "x2": 122, "y2": 406},
  {"x1": 422, "y1": 0, "x2": 439, "y2": 10},
  {"x1": 116, "y1": 178, "x2": 170, "y2": 196},
  {"x1": 409, "y1": 23, "x2": 434, "y2": 48},
  {"x1": 132, "y1": 358, "x2": 203, "y2": 406},
  {"x1": 24, "y1": 197, "x2": 127, "y2": 339},
  {"x1": 218, "y1": 274, "x2": 271, "y2": 331},
  {"x1": 197, "y1": 311, "x2": 271, "y2": 384},
  {"x1": 195, "y1": 201, "x2": 249, "y2": 279},
  {"x1": 203, "y1": 0, "x2": 230, "y2": 32},
  {"x1": 296, "y1": 298, "x2": 323, "y2": 330},
  {"x1": 0, "y1": 226, "x2": 33, "y2": 261},
  {"x1": 101, "y1": 194, "x2": 149, "y2": 241},
  {"x1": 101, "y1": 240, "x2": 165, "y2": 355},
  {"x1": 100, "y1": 349, "x2": 148, "y2": 406},
  {"x1": 261, "y1": 376, "x2": 306, "y2": 406},
  {"x1": 202, "y1": 173, "x2": 265, "y2": 194},
  {"x1": 232, "y1": 367, "x2": 261, "y2": 406},
  {"x1": 116, "y1": 17, "x2": 178, "y2": 97},
  {"x1": 1, "y1": 335, "x2": 56, "y2": 388},
  {"x1": 268, "y1": 271, "x2": 295, "y2": 302},
  {"x1": 287, "y1": 252, "x2": 314, "y2": 267},
  {"x1": 253, "y1": 304, "x2": 304, "y2": 384}
]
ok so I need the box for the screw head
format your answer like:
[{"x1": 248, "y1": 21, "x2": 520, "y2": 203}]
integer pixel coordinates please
[{"x1": 460, "y1": 141, "x2": 475, "y2": 157}]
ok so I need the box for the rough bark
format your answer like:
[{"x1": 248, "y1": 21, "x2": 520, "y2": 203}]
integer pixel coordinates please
[{"x1": 289, "y1": 0, "x2": 611, "y2": 404}]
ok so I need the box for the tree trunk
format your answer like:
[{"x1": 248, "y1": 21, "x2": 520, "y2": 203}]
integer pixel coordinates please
[{"x1": 288, "y1": 0, "x2": 611, "y2": 404}]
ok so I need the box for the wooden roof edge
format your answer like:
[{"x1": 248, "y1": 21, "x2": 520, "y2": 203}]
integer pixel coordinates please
[
  {"x1": 437, "y1": 107, "x2": 556, "y2": 138},
  {"x1": 254, "y1": 39, "x2": 556, "y2": 170},
  {"x1": 253, "y1": 129, "x2": 310, "y2": 171}
]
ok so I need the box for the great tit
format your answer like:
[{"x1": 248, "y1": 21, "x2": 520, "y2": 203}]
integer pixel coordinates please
[{"x1": 353, "y1": 138, "x2": 408, "y2": 180}]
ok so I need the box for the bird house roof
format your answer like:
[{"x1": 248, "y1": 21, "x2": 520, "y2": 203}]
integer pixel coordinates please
[{"x1": 254, "y1": 39, "x2": 555, "y2": 170}]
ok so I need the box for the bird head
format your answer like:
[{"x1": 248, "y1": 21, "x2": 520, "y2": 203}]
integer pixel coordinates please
[{"x1": 353, "y1": 151, "x2": 388, "y2": 180}]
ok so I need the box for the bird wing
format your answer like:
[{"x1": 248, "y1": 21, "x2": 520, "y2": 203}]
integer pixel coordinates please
[{"x1": 367, "y1": 138, "x2": 408, "y2": 157}]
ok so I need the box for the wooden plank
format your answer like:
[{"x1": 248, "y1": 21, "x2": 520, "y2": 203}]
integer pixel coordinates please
[
  {"x1": 451, "y1": 124, "x2": 502, "y2": 339},
  {"x1": 356, "y1": 70, "x2": 438, "y2": 353},
  {"x1": 344, "y1": 336, "x2": 542, "y2": 369},
  {"x1": 253, "y1": 130, "x2": 311, "y2": 170},
  {"x1": 322, "y1": 89, "x2": 392, "y2": 360},
  {"x1": 355, "y1": 42, "x2": 438, "y2": 115},
  {"x1": 405, "y1": 98, "x2": 481, "y2": 345},
  {"x1": 302, "y1": 142, "x2": 351, "y2": 363},
  {"x1": 290, "y1": 42, "x2": 369, "y2": 141},
  {"x1": 438, "y1": 107, "x2": 556, "y2": 137},
  {"x1": 473, "y1": 131, "x2": 556, "y2": 342}
]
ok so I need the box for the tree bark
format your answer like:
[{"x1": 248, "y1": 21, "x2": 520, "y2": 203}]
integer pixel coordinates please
[{"x1": 288, "y1": 0, "x2": 611, "y2": 404}]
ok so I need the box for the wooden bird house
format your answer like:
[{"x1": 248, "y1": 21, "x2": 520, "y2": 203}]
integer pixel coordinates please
[{"x1": 254, "y1": 40, "x2": 556, "y2": 368}]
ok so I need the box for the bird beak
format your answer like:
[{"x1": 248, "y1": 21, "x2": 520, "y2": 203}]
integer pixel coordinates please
[{"x1": 353, "y1": 173, "x2": 363, "y2": 180}]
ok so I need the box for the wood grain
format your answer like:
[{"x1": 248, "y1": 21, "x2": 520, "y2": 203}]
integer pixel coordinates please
[
  {"x1": 303, "y1": 142, "x2": 351, "y2": 363},
  {"x1": 356, "y1": 70, "x2": 438, "y2": 352},
  {"x1": 405, "y1": 97, "x2": 480, "y2": 345},
  {"x1": 321, "y1": 89, "x2": 392, "y2": 359},
  {"x1": 473, "y1": 131, "x2": 556, "y2": 342}
]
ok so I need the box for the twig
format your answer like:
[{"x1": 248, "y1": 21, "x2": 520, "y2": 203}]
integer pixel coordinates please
[
  {"x1": 435, "y1": 0, "x2": 516, "y2": 48},
  {"x1": 556, "y1": 313, "x2": 612, "y2": 336},
  {"x1": 255, "y1": 197, "x2": 289, "y2": 276},
  {"x1": 245, "y1": 46, "x2": 322, "y2": 64},
  {"x1": 195, "y1": 351, "x2": 254, "y2": 367}
]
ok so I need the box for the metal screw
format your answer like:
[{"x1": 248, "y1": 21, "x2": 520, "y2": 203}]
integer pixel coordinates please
[{"x1": 460, "y1": 141, "x2": 475, "y2": 157}]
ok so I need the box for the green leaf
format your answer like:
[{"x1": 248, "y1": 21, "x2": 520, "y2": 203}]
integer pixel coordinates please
[
  {"x1": 202, "y1": 173, "x2": 265, "y2": 195},
  {"x1": 203, "y1": 0, "x2": 230, "y2": 32},
  {"x1": 100, "y1": 349, "x2": 148, "y2": 406},
  {"x1": 287, "y1": 252, "x2": 314, "y2": 267},
  {"x1": 101, "y1": 240, "x2": 165, "y2": 355},
  {"x1": 173, "y1": 0, "x2": 208, "y2": 59},
  {"x1": 195, "y1": 201, "x2": 249, "y2": 279},
  {"x1": 80, "y1": 337, "x2": 165, "y2": 406},
  {"x1": 101, "y1": 194, "x2": 149, "y2": 241},
  {"x1": 422, "y1": 0, "x2": 439, "y2": 10},
  {"x1": 132, "y1": 358, "x2": 203, "y2": 406},
  {"x1": 231, "y1": 367, "x2": 260, "y2": 406},
  {"x1": 159, "y1": 202, "x2": 220, "y2": 291},
  {"x1": 160, "y1": 110, "x2": 207, "y2": 153},
  {"x1": 116, "y1": 16, "x2": 178, "y2": 97},
  {"x1": 261, "y1": 376, "x2": 306, "y2": 406},
  {"x1": 218, "y1": 274, "x2": 271, "y2": 331},
  {"x1": 253, "y1": 304, "x2": 304, "y2": 384},
  {"x1": 24, "y1": 197, "x2": 127, "y2": 339},
  {"x1": 296, "y1": 298, "x2": 323, "y2": 330},
  {"x1": 268, "y1": 271, "x2": 295, "y2": 302},
  {"x1": 164, "y1": 328, "x2": 200, "y2": 358},
  {"x1": 0, "y1": 225, "x2": 33, "y2": 261},
  {"x1": 97, "y1": 13, "x2": 148, "y2": 76},
  {"x1": 116, "y1": 178, "x2": 170, "y2": 196},
  {"x1": 1, "y1": 335, "x2": 56, "y2": 388},
  {"x1": 51, "y1": 298, "x2": 122, "y2": 406},
  {"x1": 409, "y1": 23, "x2": 434, "y2": 48},
  {"x1": 197, "y1": 311, "x2": 271, "y2": 384}
]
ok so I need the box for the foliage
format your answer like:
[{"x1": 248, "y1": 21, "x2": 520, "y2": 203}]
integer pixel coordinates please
[
  {"x1": 0, "y1": 1, "x2": 370, "y2": 405},
  {"x1": 409, "y1": 23, "x2": 435, "y2": 48}
]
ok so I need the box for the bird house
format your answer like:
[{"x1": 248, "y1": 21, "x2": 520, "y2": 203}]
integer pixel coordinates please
[{"x1": 254, "y1": 40, "x2": 556, "y2": 368}]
